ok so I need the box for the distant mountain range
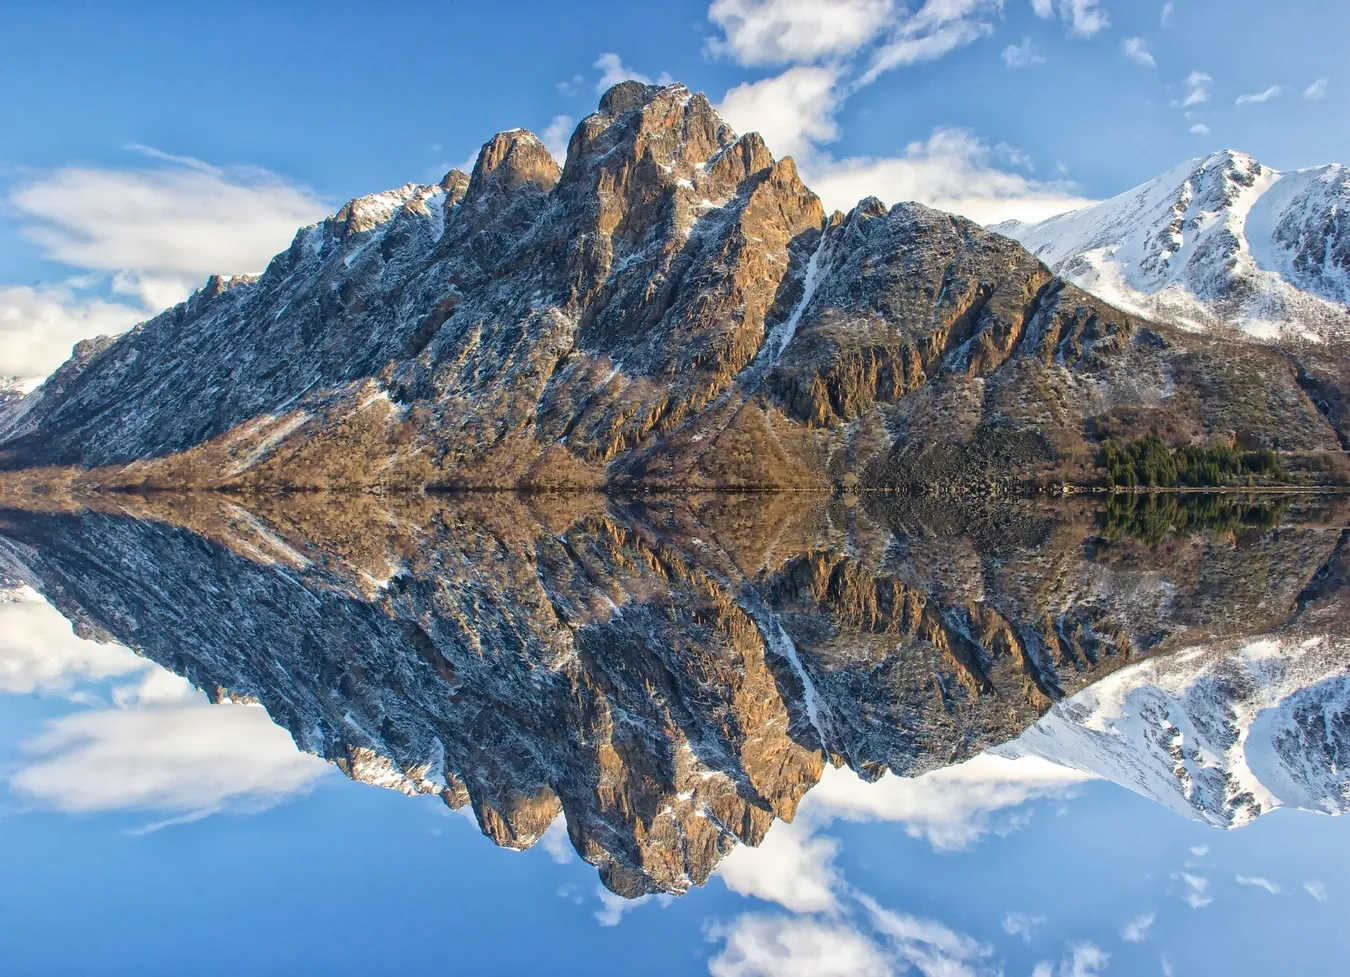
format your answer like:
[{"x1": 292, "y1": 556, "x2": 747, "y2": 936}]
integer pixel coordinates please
[
  {"x1": 996, "y1": 150, "x2": 1350, "y2": 341},
  {"x1": 0, "y1": 84, "x2": 1345, "y2": 489}
]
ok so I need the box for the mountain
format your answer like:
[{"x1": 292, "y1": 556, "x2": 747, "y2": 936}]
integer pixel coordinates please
[
  {"x1": 1, "y1": 491, "x2": 1345, "y2": 894},
  {"x1": 0, "y1": 87, "x2": 1342, "y2": 489},
  {"x1": 1003, "y1": 632, "x2": 1350, "y2": 827},
  {"x1": 997, "y1": 150, "x2": 1350, "y2": 341}
]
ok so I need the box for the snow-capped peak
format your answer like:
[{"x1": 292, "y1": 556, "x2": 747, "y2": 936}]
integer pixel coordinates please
[
  {"x1": 999, "y1": 634, "x2": 1350, "y2": 828},
  {"x1": 998, "y1": 149, "x2": 1350, "y2": 340}
]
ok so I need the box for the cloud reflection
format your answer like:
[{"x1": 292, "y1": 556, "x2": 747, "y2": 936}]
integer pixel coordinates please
[{"x1": 1, "y1": 586, "x2": 329, "y2": 820}]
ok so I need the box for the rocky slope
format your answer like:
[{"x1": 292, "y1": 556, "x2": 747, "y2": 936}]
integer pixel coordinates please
[
  {"x1": 1, "y1": 491, "x2": 1344, "y2": 894},
  {"x1": 0, "y1": 89, "x2": 1341, "y2": 488},
  {"x1": 997, "y1": 150, "x2": 1350, "y2": 341}
]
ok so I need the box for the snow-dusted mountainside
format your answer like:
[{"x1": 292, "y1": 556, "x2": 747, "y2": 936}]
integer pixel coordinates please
[
  {"x1": 0, "y1": 87, "x2": 1343, "y2": 487},
  {"x1": 997, "y1": 150, "x2": 1350, "y2": 340},
  {"x1": 2, "y1": 490, "x2": 1345, "y2": 891},
  {"x1": 1002, "y1": 634, "x2": 1350, "y2": 827}
]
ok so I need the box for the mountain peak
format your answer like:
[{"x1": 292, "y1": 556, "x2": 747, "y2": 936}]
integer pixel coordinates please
[
  {"x1": 468, "y1": 129, "x2": 560, "y2": 199},
  {"x1": 1001, "y1": 147, "x2": 1350, "y2": 339}
]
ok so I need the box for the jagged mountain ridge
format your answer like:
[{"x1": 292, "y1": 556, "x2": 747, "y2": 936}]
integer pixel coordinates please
[
  {"x1": 998, "y1": 150, "x2": 1350, "y2": 340},
  {"x1": 1, "y1": 491, "x2": 1344, "y2": 894},
  {"x1": 0, "y1": 86, "x2": 1341, "y2": 487}
]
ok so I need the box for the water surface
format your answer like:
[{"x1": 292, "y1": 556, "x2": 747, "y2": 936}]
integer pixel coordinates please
[{"x1": 0, "y1": 492, "x2": 1344, "y2": 976}]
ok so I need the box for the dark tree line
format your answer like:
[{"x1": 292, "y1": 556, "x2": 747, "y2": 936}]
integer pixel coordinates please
[{"x1": 1100, "y1": 436, "x2": 1289, "y2": 489}]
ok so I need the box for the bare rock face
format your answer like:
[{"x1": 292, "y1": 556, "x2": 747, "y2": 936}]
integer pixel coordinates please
[
  {"x1": 1, "y1": 84, "x2": 1342, "y2": 486},
  {"x1": 1, "y1": 491, "x2": 1344, "y2": 895}
]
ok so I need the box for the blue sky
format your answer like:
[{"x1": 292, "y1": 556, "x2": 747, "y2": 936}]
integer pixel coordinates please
[{"x1": 1, "y1": 0, "x2": 1347, "y2": 381}]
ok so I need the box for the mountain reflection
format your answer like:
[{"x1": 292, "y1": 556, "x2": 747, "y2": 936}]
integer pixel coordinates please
[{"x1": 0, "y1": 490, "x2": 1345, "y2": 896}]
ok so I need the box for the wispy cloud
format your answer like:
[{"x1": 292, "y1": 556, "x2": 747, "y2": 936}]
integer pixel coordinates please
[
  {"x1": 1122, "y1": 37, "x2": 1156, "y2": 67},
  {"x1": 1122, "y1": 912, "x2": 1156, "y2": 942},
  {"x1": 1190, "y1": 122, "x2": 1210, "y2": 134},
  {"x1": 1033, "y1": 942, "x2": 1111, "y2": 977},
  {"x1": 541, "y1": 114, "x2": 574, "y2": 164},
  {"x1": 805, "y1": 127, "x2": 1095, "y2": 225},
  {"x1": 1173, "y1": 871, "x2": 1212, "y2": 908},
  {"x1": 1032, "y1": 0, "x2": 1111, "y2": 38},
  {"x1": 1236, "y1": 874, "x2": 1283, "y2": 894},
  {"x1": 1175, "y1": 70, "x2": 1212, "y2": 107},
  {"x1": 1236, "y1": 85, "x2": 1282, "y2": 106},
  {"x1": 592, "y1": 52, "x2": 665, "y2": 92},
  {"x1": 859, "y1": 0, "x2": 1004, "y2": 86},
  {"x1": 1004, "y1": 37, "x2": 1047, "y2": 68},
  {"x1": 1161, "y1": 0, "x2": 1175, "y2": 24},
  {"x1": 706, "y1": 0, "x2": 895, "y2": 66},
  {"x1": 1304, "y1": 880, "x2": 1329, "y2": 902},
  {"x1": 1303, "y1": 77, "x2": 1329, "y2": 100},
  {"x1": 1003, "y1": 911, "x2": 1047, "y2": 942}
]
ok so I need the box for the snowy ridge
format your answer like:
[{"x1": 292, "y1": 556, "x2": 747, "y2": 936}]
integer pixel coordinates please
[
  {"x1": 998, "y1": 150, "x2": 1350, "y2": 340},
  {"x1": 998, "y1": 634, "x2": 1350, "y2": 827}
]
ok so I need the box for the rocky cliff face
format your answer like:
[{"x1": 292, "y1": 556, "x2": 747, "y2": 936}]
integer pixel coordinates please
[
  {"x1": 0, "y1": 88, "x2": 1341, "y2": 487},
  {"x1": 1, "y1": 491, "x2": 1344, "y2": 894}
]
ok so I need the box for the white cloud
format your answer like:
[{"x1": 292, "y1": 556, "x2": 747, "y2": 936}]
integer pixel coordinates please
[
  {"x1": 1161, "y1": 0, "x2": 1174, "y2": 24},
  {"x1": 717, "y1": 817, "x2": 841, "y2": 913},
  {"x1": 1, "y1": 587, "x2": 329, "y2": 818},
  {"x1": 863, "y1": 900, "x2": 999, "y2": 976},
  {"x1": 1173, "y1": 872, "x2": 1212, "y2": 909},
  {"x1": 1235, "y1": 85, "x2": 1282, "y2": 106},
  {"x1": 542, "y1": 115, "x2": 574, "y2": 164},
  {"x1": 1190, "y1": 123, "x2": 1211, "y2": 135},
  {"x1": 1033, "y1": 0, "x2": 1110, "y2": 37},
  {"x1": 708, "y1": 915, "x2": 892, "y2": 977},
  {"x1": 1235, "y1": 874, "x2": 1283, "y2": 894},
  {"x1": 11, "y1": 154, "x2": 325, "y2": 306},
  {"x1": 1303, "y1": 77, "x2": 1329, "y2": 100},
  {"x1": 1063, "y1": 942, "x2": 1109, "y2": 977},
  {"x1": 1003, "y1": 37, "x2": 1046, "y2": 68},
  {"x1": 803, "y1": 128, "x2": 1096, "y2": 226},
  {"x1": 594, "y1": 886, "x2": 670, "y2": 926},
  {"x1": 2, "y1": 152, "x2": 327, "y2": 383},
  {"x1": 556, "y1": 73, "x2": 585, "y2": 97},
  {"x1": 1121, "y1": 912, "x2": 1156, "y2": 942},
  {"x1": 1189, "y1": 845, "x2": 1209, "y2": 857},
  {"x1": 1063, "y1": 0, "x2": 1110, "y2": 36},
  {"x1": 1122, "y1": 37, "x2": 1155, "y2": 67},
  {"x1": 1175, "y1": 70, "x2": 1212, "y2": 107},
  {"x1": 593, "y1": 52, "x2": 653, "y2": 92},
  {"x1": 1304, "y1": 880, "x2": 1328, "y2": 902},
  {"x1": 860, "y1": 0, "x2": 1002, "y2": 86},
  {"x1": 718, "y1": 65, "x2": 841, "y2": 159},
  {"x1": 1032, "y1": 942, "x2": 1112, "y2": 977},
  {"x1": 0, "y1": 586, "x2": 147, "y2": 696},
  {"x1": 539, "y1": 813, "x2": 574, "y2": 864},
  {"x1": 0, "y1": 284, "x2": 143, "y2": 384},
  {"x1": 1003, "y1": 911, "x2": 1046, "y2": 943},
  {"x1": 794, "y1": 755, "x2": 1091, "y2": 849},
  {"x1": 706, "y1": 0, "x2": 895, "y2": 66},
  {"x1": 10, "y1": 677, "x2": 329, "y2": 817}
]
